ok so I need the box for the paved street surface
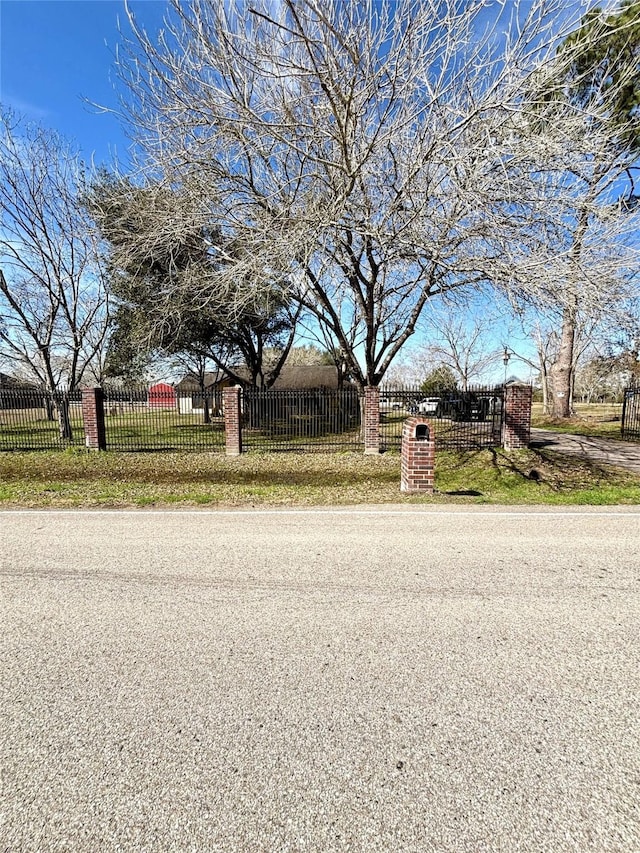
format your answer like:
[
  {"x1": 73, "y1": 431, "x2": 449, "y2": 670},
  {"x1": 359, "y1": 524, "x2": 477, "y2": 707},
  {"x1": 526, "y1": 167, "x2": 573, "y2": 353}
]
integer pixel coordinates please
[{"x1": 1, "y1": 507, "x2": 639, "y2": 852}]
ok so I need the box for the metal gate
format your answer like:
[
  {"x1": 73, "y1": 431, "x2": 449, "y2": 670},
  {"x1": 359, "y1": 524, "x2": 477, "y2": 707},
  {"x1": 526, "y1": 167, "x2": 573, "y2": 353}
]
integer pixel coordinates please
[{"x1": 379, "y1": 385, "x2": 505, "y2": 450}]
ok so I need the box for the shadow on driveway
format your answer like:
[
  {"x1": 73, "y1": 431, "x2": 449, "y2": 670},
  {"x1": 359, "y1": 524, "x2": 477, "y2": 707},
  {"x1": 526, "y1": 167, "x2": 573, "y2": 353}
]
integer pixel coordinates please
[{"x1": 529, "y1": 428, "x2": 640, "y2": 476}]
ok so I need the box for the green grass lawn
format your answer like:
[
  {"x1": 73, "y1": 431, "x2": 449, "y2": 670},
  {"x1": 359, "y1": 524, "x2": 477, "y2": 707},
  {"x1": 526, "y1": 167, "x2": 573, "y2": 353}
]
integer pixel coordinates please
[
  {"x1": 0, "y1": 408, "x2": 227, "y2": 451},
  {"x1": 0, "y1": 446, "x2": 638, "y2": 507},
  {"x1": 2, "y1": 409, "x2": 499, "y2": 453},
  {"x1": 0, "y1": 412, "x2": 86, "y2": 451}
]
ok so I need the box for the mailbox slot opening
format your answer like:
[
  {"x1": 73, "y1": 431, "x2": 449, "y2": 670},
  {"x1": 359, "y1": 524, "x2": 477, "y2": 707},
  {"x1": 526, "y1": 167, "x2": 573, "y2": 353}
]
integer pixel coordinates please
[{"x1": 415, "y1": 424, "x2": 430, "y2": 441}]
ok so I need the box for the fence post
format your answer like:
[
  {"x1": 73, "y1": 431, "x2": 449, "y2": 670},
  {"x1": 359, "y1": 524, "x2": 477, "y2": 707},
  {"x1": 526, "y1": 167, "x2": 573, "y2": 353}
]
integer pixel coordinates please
[
  {"x1": 223, "y1": 385, "x2": 243, "y2": 456},
  {"x1": 82, "y1": 387, "x2": 106, "y2": 451},
  {"x1": 503, "y1": 384, "x2": 532, "y2": 450},
  {"x1": 401, "y1": 417, "x2": 435, "y2": 493},
  {"x1": 364, "y1": 386, "x2": 380, "y2": 455}
]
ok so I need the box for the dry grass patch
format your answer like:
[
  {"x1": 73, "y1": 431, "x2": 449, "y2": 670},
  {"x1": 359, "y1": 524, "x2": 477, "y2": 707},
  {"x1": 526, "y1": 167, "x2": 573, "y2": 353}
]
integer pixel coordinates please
[
  {"x1": 531, "y1": 402, "x2": 624, "y2": 438},
  {"x1": 0, "y1": 447, "x2": 638, "y2": 507}
]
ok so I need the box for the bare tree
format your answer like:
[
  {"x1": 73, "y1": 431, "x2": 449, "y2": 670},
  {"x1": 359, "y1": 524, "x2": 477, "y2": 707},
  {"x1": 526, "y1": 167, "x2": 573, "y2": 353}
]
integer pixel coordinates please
[
  {"x1": 0, "y1": 113, "x2": 110, "y2": 436},
  {"x1": 532, "y1": 323, "x2": 557, "y2": 416},
  {"x1": 512, "y1": 311, "x2": 599, "y2": 414},
  {"x1": 486, "y1": 1, "x2": 640, "y2": 417},
  {"x1": 114, "y1": 0, "x2": 619, "y2": 391},
  {"x1": 572, "y1": 350, "x2": 628, "y2": 404},
  {"x1": 416, "y1": 299, "x2": 507, "y2": 390},
  {"x1": 495, "y1": 129, "x2": 640, "y2": 419},
  {"x1": 382, "y1": 296, "x2": 506, "y2": 387},
  {"x1": 171, "y1": 298, "x2": 303, "y2": 390}
]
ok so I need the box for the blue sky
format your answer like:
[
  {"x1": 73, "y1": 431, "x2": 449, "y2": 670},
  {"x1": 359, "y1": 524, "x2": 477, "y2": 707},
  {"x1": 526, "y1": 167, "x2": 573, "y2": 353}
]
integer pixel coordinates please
[
  {"x1": 0, "y1": 0, "x2": 166, "y2": 166},
  {"x1": 0, "y1": 0, "x2": 580, "y2": 168},
  {"x1": 0, "y1": 0, "x2": 542, "y2": 381}
]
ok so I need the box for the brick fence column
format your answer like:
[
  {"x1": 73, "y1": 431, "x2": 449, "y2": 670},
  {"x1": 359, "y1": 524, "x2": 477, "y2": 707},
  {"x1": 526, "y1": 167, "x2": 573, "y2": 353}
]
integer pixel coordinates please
[
  {"x1": 401, "y1": 417, "x2": 435, "y2": 494},
  {"x1": 81, "y1": 387, "x2": 106, "y2": 450},
  {"x1": 223, "y1": 385, "x2": 242, "y2": 456},
  {"x1": 503, "y1": 384, "x2": 533, "y2": 450},
  {"x1": 364, "y1": 386, "x2": 380, "y2": 455}
]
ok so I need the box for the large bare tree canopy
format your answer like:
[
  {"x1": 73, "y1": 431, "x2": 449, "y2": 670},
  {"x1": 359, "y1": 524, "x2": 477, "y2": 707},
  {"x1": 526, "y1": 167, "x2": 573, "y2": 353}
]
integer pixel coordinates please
[
  {"x1": 115, "y1": 0, "x2": 640, "y2": 388},
  {"x1": 0, "y1": 112, "x2": 110, "y2": 392},
  {"x1": 490, "y1": 1, "x2": 640, "y2": 417}
]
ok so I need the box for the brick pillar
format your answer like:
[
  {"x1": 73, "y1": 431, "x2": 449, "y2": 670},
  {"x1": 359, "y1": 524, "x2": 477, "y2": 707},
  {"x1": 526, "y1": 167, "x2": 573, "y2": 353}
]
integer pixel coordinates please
[
  {"x1": 503, "y1": 384, "x2": 532, "y2": 450},
  {"x1": 364, "y1": 386, "x2": 380, "y2": 455},
  {"x1": 401, "y1": 417, "x2": 435, "y2": 494},
  {"x1": 82, "y1": 387, "x2": 106, "y2": 450},
  {"x1": 223, "y1": 385, "x2": 242, "y2": 456}
]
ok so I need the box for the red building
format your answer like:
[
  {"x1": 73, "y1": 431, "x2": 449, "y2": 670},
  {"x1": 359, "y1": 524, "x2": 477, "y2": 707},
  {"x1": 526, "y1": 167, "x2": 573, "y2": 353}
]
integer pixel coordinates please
[{"x1": 148, "y1": 382, "x2": 177, "y2": 409}]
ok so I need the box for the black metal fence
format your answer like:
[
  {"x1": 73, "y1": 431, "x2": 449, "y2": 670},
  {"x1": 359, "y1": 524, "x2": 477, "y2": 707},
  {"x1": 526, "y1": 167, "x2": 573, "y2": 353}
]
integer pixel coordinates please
[
  {"x1": 242, "y1": 387, "x2": 362, "y2": 451},
  {"x1": 621, "y1": 385, "x2": 640, "y2": 442},
  {"x1": 0, "y1": 382, "x2": 508, "y2": 453},
  {"x1": 379, "y1": 385, "x2": 504, "y2": 451},
  {"x1": 241, "y1": 385, "x2": 505, "y2": 452},
  {"x1": 0, "y1": 387, "x2": 84, "y2": 450},
  {"x1": 102, "y1": 386, "x2": 226, "y2": 452}
]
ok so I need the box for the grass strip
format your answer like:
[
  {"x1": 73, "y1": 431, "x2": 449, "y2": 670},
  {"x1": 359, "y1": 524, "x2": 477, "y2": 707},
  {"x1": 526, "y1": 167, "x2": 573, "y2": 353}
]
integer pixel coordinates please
[{"x1": 0, "y1": 446, "x2": 638, "y2": 507}]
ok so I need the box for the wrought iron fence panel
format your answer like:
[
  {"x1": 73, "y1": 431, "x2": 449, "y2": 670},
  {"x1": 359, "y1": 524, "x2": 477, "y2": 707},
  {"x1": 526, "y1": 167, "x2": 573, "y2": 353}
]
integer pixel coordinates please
[
  {"x1": 102, "y1": 386, "x2": 225, "y2": 452},
  {"x1": 0, "y1": 381, "x2": 511, "y2": 454},
  {"x1": 242, "y1": 387, "x2": 362, "y2": 451},
  {"x1": 379, "y1": 385, "x2": 505, "y2": 451},
  {"x1": 621, "y1": 385, "x2": 640, "y2": 442},
  {"x1": 0, "y1": 386, "x2": 84, "y2": 450}
]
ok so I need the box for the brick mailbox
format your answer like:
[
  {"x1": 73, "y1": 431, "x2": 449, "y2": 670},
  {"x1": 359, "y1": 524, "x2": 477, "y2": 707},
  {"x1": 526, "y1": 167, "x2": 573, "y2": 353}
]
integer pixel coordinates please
[{"x1": 401, "y1": 417, "x2": 435, "y2": 494}]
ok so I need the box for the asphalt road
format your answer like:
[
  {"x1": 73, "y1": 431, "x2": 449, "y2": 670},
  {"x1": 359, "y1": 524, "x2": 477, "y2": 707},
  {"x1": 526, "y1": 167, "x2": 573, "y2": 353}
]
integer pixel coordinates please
[{"x1": 1, "y1": 506, "x2": 639, "y2": 853}]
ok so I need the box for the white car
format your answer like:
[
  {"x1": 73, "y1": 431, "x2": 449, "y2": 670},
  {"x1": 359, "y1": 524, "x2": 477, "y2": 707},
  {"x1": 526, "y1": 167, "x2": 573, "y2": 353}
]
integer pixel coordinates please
[{"x1": 417, "y1": 397, "x2": 441, "y2": 416}]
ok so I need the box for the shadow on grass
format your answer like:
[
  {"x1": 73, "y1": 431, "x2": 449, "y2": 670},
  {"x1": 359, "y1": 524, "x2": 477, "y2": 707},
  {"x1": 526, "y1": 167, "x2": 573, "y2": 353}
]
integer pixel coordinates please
[
  {"x1": 0, "y1": 453, "x2": 401, "y2": 488},
  {"x1": 486, "y1": 446, "x2": 546, "y2": 483},
  {"x1": 2, "y1": 446, "x2": 630, "y2": 497},
  {"x1": 436, "y1": 445, "x2": 628, "y2": 496},
  {"x1": 528, "y1": 437, "x2": 556, "y2": 449},
  {"x1": 489, "y1": 446, "x2": 628, "y2": 491}
]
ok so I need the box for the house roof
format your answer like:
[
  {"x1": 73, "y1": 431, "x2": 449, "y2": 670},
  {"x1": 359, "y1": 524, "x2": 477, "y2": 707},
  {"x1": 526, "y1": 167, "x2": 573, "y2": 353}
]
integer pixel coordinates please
[
  {"x1": 0, "y1": 372, "x2": 39, "y2": 389},
  {"x1": 176, "y1": 365, "x2": 344, "y2": 390},
  {"x1": 174, "y1": 371, "x2": 225, "y2": 391},
  {"x1": 148, "y1": 382, "x2": 176, "y2": 392},
  {"x1": 225, "y1": 364, "x2": 343, "y2": 389},
  {"x1": 270, "y1": 365, "x2": 342, "y2": 389}
]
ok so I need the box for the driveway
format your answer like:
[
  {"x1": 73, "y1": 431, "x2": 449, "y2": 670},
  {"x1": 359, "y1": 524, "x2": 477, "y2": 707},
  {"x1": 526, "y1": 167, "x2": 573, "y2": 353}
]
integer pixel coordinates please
[
  {"x1": 1, "y1": 508, "x2": 639, "y2": 852},
  {"x1": 530, "y1": 427, "x2": 640, "y2": 475}
]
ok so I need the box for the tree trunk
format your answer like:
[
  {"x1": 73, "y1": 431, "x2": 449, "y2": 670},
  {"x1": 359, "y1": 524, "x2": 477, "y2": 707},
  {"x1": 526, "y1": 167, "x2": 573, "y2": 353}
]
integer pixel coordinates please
[
  {"x1": 549, "y1": 309, "x2": 576, "y2": 419},
  {"x1": 44, "y1": 395, "x2": 55, "y2": 421},
  {"x1": 199, "y1": 376, "x2": 211, "y2": 424},
  {"x1": 57, "y1": 395, "x2": 73, "y2": 441},
  {"x1": 540, "y1": 363, "x2": 550, "y2": 414},
  {"x1": 359, "y1": 391, "x2": 367, "y2": 444}
]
